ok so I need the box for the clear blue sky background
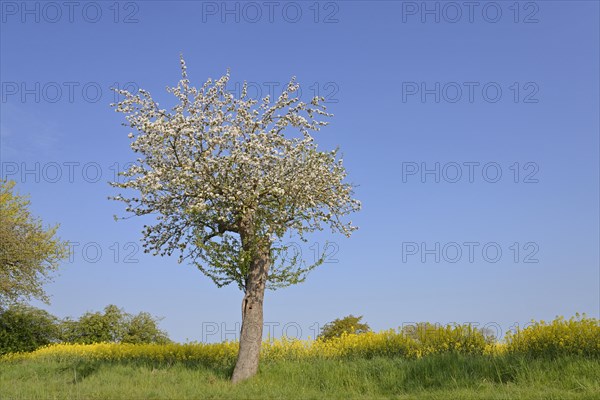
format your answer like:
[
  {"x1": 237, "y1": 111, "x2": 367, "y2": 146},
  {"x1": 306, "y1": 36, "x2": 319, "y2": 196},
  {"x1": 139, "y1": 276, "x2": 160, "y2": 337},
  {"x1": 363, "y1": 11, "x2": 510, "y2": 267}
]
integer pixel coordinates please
[{"x1": 1, "y1": 1, "x2": 598, "y2": 342}]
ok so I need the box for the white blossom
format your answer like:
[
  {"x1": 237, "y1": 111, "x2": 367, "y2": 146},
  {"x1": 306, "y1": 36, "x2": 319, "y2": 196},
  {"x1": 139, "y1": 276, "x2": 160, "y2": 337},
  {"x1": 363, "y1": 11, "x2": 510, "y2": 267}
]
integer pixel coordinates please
[{"x1": 109, "y1": 57, "x2": 361, "y2": 290}]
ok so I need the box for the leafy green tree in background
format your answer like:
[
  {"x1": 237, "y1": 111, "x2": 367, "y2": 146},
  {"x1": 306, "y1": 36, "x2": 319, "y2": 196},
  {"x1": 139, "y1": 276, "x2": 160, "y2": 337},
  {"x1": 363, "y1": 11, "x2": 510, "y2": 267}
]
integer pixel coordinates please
[
  {"x1": 318, "y1": 315, "x2": 370, "y2": 341},
  {"x1": 60, "y1": 304, "x2": 170, "y2": 345},
  {"x1": 0, "y1": 304, "x2": 60, "y2": 355},
  {"x1": 122, "y1": 312, "x2": 171, "y2": 344},
  {"x1": 0, "y1": 180, "x2": 69, "y2": 306},
  {"x1": 60, "y1": 305, "x2": 127, "y2": 344}
]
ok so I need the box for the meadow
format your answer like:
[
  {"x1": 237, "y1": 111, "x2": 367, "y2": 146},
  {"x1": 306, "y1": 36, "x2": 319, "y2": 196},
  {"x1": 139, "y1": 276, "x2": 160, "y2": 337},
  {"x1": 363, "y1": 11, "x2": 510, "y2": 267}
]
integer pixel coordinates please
[{"x1": 1, "y1": 315, "x2": 598, "y2": 399}]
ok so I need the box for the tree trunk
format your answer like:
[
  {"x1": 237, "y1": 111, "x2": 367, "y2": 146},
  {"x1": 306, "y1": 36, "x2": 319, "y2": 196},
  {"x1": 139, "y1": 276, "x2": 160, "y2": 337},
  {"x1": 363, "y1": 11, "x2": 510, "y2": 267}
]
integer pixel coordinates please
[{"x1": 231, "y1": 242, "x2": 270, "y2": 383}]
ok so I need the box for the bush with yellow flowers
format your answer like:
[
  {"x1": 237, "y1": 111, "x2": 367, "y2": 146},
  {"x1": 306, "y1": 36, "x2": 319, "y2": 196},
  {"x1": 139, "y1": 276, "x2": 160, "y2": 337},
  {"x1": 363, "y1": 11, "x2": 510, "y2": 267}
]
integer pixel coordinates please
[
  {"x1": 0, "y1": 341, "x2": 239, "y2": 368},
  {"x1": 401, "y1": 323, "x2": 490, "y2": 356},
  {"x1": 1, "y1": 315, "x2": 597, "y2": 364},
  {"x1": 505, "y1": 313, "x2": 600, "y2": 358}
]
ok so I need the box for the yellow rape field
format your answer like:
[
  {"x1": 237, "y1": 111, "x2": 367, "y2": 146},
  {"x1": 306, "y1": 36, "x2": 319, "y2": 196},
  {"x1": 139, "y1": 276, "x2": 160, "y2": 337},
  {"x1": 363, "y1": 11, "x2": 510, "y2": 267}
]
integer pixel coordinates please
[
  {"x1": 506, "y1": 313, "x2": 600, "y2": 357},
  {"x1": 2, "y1": 315, "x2": 597, "y2": 365}
]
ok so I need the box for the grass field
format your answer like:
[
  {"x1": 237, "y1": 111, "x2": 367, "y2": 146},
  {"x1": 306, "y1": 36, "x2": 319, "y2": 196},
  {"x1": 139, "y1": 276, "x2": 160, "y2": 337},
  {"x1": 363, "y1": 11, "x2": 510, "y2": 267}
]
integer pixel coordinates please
[
  {"x1": 1, "y1": 354, "x2": 599, "y2": 399},
  {"x1": 2, "y1": 316, "x2": 598, "y2": 399}
]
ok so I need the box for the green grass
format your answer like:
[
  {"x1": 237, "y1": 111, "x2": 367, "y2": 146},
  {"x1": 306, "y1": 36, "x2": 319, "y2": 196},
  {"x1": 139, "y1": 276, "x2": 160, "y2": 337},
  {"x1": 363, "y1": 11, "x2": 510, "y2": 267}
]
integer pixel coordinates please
[{"x1": 1, "y1": 354, "x2": 598, "y2": 399}]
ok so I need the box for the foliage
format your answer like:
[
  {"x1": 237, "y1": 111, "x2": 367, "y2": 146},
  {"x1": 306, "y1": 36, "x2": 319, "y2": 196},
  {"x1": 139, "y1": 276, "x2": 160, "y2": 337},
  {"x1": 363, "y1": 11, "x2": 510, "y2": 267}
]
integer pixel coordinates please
[
  {"x1": 60, "y1": 305, "x2": 126, "y2": 344},
  {"x1": 3, "y1": 315, "x2": 596, "y2": 364},
  {"x1": 0, "y1": 304, "x2": 60, "y2": 355},
  {"x1": 318, "y1": 314, "x2": 370, "y2": 341},
  {"x1": 1, "y1": 304, "x2": 170, "y2": 355},
  {"x1": 122, "y1": 312, "x2": 172, "y2": 344},
  {"x1": 109, "y1": 57, "x2": 361, "y2": 291},
  {"x1": 505, "y1": 313, "x2": 600, "y2": 357},
  {"x1": 0, "y1": 180, "x2": 69, "y2": 305},
  {"x1": 60, "y1": 305, "x2": 170, "y2": 345},
  {"x1": 401, "y1": 322, "x2": 490, "y2": 355}
]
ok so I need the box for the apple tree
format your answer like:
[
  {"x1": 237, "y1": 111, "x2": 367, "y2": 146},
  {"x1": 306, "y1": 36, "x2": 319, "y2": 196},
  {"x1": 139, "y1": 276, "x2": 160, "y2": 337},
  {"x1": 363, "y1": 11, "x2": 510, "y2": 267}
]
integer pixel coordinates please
[{"x1": 110, "y1": 58, "x2": 360, "y2": 382}]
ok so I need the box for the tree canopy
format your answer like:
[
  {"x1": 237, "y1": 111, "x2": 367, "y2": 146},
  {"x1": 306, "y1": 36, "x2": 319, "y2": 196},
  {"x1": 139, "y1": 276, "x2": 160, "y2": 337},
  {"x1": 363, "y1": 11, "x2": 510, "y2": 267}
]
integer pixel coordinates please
[
  {"x1": 0, "y1": 180, "x2": 68, "y2": 305},
  {"x1": 0, "y1": 303, "x2": 59, "y2": 355},
  {"x1": 110, "y1": 58, "x2": 361, "y2": 291},
  {"x1": 60, "y1": 304, "x2": 170, "y2": 345},
  {"x1": 318, "y1": 315, "x2": 371, "y2": 341}
]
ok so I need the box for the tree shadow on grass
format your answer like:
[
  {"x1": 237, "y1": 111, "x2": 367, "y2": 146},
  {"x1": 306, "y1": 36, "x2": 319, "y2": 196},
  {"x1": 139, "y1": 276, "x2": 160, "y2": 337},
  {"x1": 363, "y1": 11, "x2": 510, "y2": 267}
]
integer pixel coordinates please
[
  {"x1": 59, "y1": 360, "x2": 102, "y2": 384},
  {"x1": 155, "y1": 359, "x2": 236, "y2": 380}
]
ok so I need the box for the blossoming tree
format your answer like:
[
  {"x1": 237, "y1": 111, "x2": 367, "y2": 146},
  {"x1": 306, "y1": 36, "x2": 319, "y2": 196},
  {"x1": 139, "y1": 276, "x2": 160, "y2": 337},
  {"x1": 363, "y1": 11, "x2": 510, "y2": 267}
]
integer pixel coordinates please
[{"x1": 110, "y1": 58, "x2": 360, "y2": 382}]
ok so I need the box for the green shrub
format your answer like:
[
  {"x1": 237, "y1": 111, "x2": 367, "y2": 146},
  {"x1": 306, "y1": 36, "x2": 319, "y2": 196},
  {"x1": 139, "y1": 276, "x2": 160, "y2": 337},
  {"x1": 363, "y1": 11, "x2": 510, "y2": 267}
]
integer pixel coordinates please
[
  {"x1": 60, "y1": 305, "x2": 170, "y2": 345},
  {"x1": 0, "y1": 304, "x2": 60, "y2": 355},
  {"x1": 401, "y1": 322, "x2": 489, "y2": 356},
  {"x1": 1, "y1": 304, "x2": 170, "y2": 355},
  {"x1": 318, "y1": 315, "x2": 370, "y2": 341},
  {"x1": 122, "y1": 312, "x2": 170, "y2": 344}
]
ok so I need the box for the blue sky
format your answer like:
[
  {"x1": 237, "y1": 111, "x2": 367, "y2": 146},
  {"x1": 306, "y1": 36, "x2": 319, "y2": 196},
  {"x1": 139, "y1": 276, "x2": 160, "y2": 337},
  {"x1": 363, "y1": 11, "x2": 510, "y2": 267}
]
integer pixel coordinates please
[{"x1": 1, "y1": 1, "x2": 598, "y2": 342}]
